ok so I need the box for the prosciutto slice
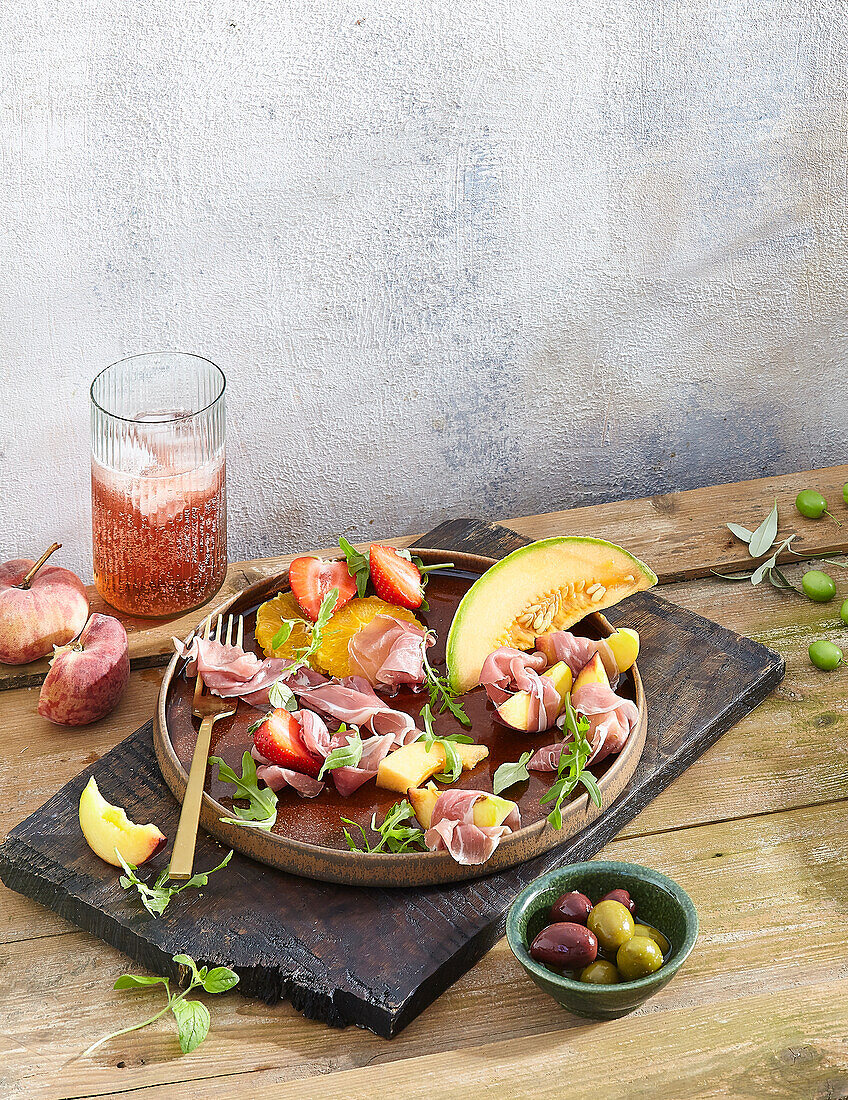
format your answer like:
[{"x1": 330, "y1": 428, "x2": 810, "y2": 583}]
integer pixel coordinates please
[
  {"x1": 174, "y1": 636, "x2": 326, "y2": 707},
  {"x1": 570, "y1": 682, "x2": 639, "y2": 764},
  {"x1": 425, "y1": 789, "x2": 521, "y2": 865},
  {"x1": 328, "y1": 727, "x2": 396, "y2": 797},
  {"x1": 293, "y1": 677, "x2": 420, "y2": 745},
  {"x1": 479, "y1": 647, "x2": 561, "y2": 732},
  {"x1": 535, "y1": 631, "x2": 619, "y2": 684},
  {"x1": 347, "y1": 615, "x2": 431, "y2": 690},
  {"x1": 528, "y1": 684, "x2": 639, "y2": 772}
]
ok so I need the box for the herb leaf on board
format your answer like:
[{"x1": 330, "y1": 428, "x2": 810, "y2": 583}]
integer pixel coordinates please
[{"x1": 117, "y1": 850, "x2": 233, "y2": 919}]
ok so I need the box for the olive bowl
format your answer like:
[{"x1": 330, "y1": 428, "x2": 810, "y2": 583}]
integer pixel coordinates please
[{"x1": 506, "y1": 861, "x2": 698, "y2": 1020}]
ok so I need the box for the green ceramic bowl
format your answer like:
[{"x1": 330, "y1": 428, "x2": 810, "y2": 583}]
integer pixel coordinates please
[{"x1": 506, "y1": 860, "x2": 698, "y2": 1020}]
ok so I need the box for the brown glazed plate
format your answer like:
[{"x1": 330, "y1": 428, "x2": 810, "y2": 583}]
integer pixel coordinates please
[{"x1": 153, "y1": 549, "x2": 647, "y2": 887}]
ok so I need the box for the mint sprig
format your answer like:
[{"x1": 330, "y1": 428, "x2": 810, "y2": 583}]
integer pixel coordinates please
[
  {"x1": 81, "y1": 952, "x2": 238, "y2": 1058},
  {"x1": 210, "y1": 751, "x2": 278, "y2": 831},
  {"x1": 117, "y1": 849, "x2": 233, "y2": 918}
]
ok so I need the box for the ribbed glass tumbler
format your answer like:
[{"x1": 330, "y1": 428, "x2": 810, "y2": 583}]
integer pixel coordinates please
[{"x1": 90, "y1": 352, "x2": 227, "y2": 617}]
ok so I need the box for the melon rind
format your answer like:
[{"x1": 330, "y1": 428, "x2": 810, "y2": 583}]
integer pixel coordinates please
[{"x1": 445, "y1": 536, "x2": 657, "y2": 693}]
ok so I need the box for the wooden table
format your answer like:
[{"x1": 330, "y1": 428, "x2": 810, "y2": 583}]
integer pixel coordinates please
[{"x1": 4, "y1": 465, "x2": 848, "y2": 1099}]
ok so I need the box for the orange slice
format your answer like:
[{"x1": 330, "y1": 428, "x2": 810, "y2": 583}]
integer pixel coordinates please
[
  {"x1": 312, "y1": 596, "x2": 424, "y2": 678},
  {"x1": 255, "y1": 592, "x2": 312, "y2": 660}
]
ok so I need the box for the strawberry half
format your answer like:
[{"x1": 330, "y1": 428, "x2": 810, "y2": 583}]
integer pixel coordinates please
[
  {"x1": 369, "y1": 545, "x2": 424, "y2": 610},
  {"x1": 288, "y1": 556, "x2": 357, "y2": 622},
  {"x1": 252, "y1": 708, "x2": 323, "y2": 778}
]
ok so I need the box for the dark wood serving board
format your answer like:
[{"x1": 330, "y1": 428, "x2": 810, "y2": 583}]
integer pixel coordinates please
[{"x1": 0, "y1": 519, "x2": 784, "y2": 1038}]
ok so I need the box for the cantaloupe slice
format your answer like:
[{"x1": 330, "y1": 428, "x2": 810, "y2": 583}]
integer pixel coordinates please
[
  {"x1": 446, "y1": 537, "x2": 656, "y2": 693},
  {"x1": 408, "y1": 787, "x2": 517, "y2": 830},
  {"x1": 376, "y1": 741, "x2": 488, "y2": 794}
]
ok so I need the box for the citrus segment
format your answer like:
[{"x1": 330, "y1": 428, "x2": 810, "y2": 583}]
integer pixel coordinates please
[{"x1": 255, "y1": 592, "x2": 312, "y2": 659}]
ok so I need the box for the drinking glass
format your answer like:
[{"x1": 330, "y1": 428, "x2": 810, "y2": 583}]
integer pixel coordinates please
[{"x1": 90, "y1": 352, "x2": 227, "y2": 617}]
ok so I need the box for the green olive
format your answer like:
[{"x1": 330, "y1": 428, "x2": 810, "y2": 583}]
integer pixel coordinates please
[
  {"x1": 633, "y1": 922, "x2": 671, "y2": 956},
  {"x1": 616, "y1": 935, "x2": 664, "y2": 980},
  {"x1": 587, "y1": 899, "x2": 635, "y2": 954},
  {"x1": 809, "y1": 640, "x2": 843, "y2": 671},
  {"x1": 796, "y1": 489, "x2": 828, "y2": 519},
  {"x1": 843, "y1": 482, "x2": 848, "y2": 505},
  {"x1": 841, "y1": 599, "x2": 848, "y2": 627},
  {"x1": 579, "y1": 959, "x2": 620, "y2": 985},
  {"x1": 802, "y1": 570, "x2": 836, "y2": 603}
]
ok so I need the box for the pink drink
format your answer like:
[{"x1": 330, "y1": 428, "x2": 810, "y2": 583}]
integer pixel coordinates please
[{"x1": 90, "y1": 355, "x2": 227, "y2": 617}]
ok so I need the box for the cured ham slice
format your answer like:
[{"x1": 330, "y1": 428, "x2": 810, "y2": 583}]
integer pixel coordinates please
[
  {"x1": 536, "y1": 631, "x2": 618, "y2": 683},
  {"x1": 479, "y1": 647, "x2": 560, "y2": 732},
  {"x1": 347, "y1": 615, "x2": 431, "y2": 690},
  {"x1": 293, "y1": 677, "x2": 420, "y2": 745},
  {"x1": 329, "y1": 728, "x2": 396, "y2": 797},
  {"x1": 174, "y1": 636, "x2": 326, "y2": 707},
  {"x1": 424, "y1": 789, "x2": 520, "y2": 865},
  {"x1": 571, "y1": 682, "x2": 639, "y2": 764},
  {"x1": 251, "y1": 747, "x2": 326, "y2": 798},
  {"x1": 528, "y1": 684, "x2": 639, "y2": 772}
]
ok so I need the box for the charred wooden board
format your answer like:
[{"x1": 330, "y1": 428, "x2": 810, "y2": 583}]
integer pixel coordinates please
[{"x1": 0, "y1": 520, "x2": 784, "y2": 1038}]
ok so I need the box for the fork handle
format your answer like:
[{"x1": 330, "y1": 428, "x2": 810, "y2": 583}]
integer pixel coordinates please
[{"x1": 170, "y1": 713, "x2": 218, "y2": 880}]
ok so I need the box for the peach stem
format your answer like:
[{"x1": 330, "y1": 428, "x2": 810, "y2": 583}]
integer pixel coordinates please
[{"x1": 19, "y1": 543, "x2": 62, "y2": 589}]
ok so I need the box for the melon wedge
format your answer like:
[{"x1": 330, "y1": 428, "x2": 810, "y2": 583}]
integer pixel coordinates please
[
  {"x1": 408, "y1": 787, "x2": 517, "y2": 830},
  {"x1": 446, "y1": 537, "x2": 657, "y2": 693}
]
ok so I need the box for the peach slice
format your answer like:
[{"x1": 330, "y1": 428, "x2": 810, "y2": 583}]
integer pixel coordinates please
[
  {"x1": 573, "y1": 652, "x2": 610, "y2": 694},
  {"x1": 79, "y1": 776, "x2": 165, "y2": 867}
]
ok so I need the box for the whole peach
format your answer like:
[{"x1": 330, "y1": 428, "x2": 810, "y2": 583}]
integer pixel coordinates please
[
  {"x1": 0, "y1": 544, "x2": 89, "y2": 664},
  {"x1": 38, "y1": 613, "x2": 129, "y2": 726}
]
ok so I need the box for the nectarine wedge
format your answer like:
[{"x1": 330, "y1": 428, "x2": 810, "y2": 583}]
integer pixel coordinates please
[{"x1": 79, "y1": 777, "x2": 165, "y2": 867}]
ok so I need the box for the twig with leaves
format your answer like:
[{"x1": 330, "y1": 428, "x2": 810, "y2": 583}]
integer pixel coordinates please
[
  {"x1": 117, "y1": 849, "x2": 233, "y2": 918},
  {"x1": 715, "y1": 500, "x2": 801, "y2": 591}
]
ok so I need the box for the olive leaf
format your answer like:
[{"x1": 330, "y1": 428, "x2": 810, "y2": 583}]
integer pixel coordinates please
[
  {"x1": 748, "y1": 499, "x2": 779, "y2": 557},
  {"x1": 726, "y1": 522, "x2": 754, "y2": 544}
]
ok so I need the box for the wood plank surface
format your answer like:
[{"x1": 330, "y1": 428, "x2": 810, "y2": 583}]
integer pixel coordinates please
[
  {"x1": 2, "y1": 467, "x2": 848, "y2": 1099},
  {"x1": 4, "y1": 462, "x2": 848, "y2": 690}
]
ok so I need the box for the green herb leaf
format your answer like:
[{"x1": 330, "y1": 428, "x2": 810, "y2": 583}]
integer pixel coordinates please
[
  {"x1": 318, "y1": 726, "x2": 363, "y2": 778},
  {"x1": 539, "y1": 695, "x2": 600, "y2": 829},
  {"x1": 279, "y1": 587, "x2": 339, "y2": 679},
  {"x1": 211, "y1": 751, "x2": 278, "y2": 831},
  {"x1": 493, "y1": 751, "x2": 532, "y2": 795},
  {"x1": 726, "y1": 522, "x2": 754, "y2": 543},
  {"x1": 268, "y1": 679, "x2": 296, "y2": 711},
  {"x1": 271, "y1": 620, "x2": 294, "y2": 649},
  {"x1": 416, "y1": 702, "x2": 474, "y2": 783},
  {"x1": 341, "y1": 799, "x2": 427, "y2": 854},
  {"x1": 339, "y1": 536, "x2": 370, "y2": 598},
  {"x1": 171, "y1": 997, "x2": 211, "y2": 1054},
  {"x1": 116, "y1": 850, "x2": 233, "y2": 919},
  {"x1": 114, "y1": 974, "x2": 170, "y2": 990},
  {"x1": 748, "y1": 499, "x2": 779, "y2": 557},
  {"x1": 421, "y1": 637, "x2": 471, "y2": 726},
  {"x1": 202, "y1": 966, "x2": 240, "y2": 994}
]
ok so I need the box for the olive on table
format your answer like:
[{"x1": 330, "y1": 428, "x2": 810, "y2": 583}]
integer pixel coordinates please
[
  {"x1": 844, "y1": 482, "x2": 848, "y2": 506},
  {"x1": 633, "y1": 922, "x2": 671, "y2": 956},
  {"x1": 580, "y1": 959, "x2": 620, "y2": 985},
  {"x1": 802, "y1": 570, "x2": 836, "y2": 603},
  {"x1": 796, "y1": 489, "x2": 829, "y2": 519},
  {"x1": 809, "y1": 640, "x2": 843, "y2": 672},
  {"x1": 600, "y1": 888, "x2": 636, "y2": 914},
  {"x1": 550, "y1": 890, "x2": 593, "y2": 925},
  {"x1": 587, "y1": 899, "x2": 635, "y2": 954},
  {"x1": 616, "y1": 935, "x2": 664, "y2": 980},
  {"x1": 841, "y1": 598, "x2": 848, "y2": 627},
  {"x1": 530, "y1": 922, "x2": 598, "y2": 971}
]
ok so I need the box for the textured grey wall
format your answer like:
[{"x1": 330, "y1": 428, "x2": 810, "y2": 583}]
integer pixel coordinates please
[{"x1": 1, "y1": 0, "x2": 846, "y2": 579}]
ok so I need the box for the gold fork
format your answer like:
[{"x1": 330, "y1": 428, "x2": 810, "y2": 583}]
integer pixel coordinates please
[{"x1": 170, "y1": 611, "x2": 244, "y2": 880}]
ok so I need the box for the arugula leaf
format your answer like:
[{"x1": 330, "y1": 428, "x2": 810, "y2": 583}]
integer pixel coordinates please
[
  {"x1": 411, "y1": 555, "x2": 454, "y2": 614},
  {"x1": 268, "y1": 679, "x2": 296, "y2": 712},
  {"x1": 341, "y1": 799, "x2": 427, "y2": 854},
  {"x1": 271, "y1": 620, "x2": 294, "y2": 649},
  {"x1": 539, "y1": 696, "x2": 601, "y2": 829},
  {"x1": 210, "y1": 752, "x2": 278, "y2": 830},
  {"x1": 82, "y1": 952, "x2": 238, "y2": 1059},
  {"x1": 748, "y1": 499, "x2": 779, "y2": 557},
  {"x1": 117, "y1": 850, "x2": 233, "y2": 918},
  {"x1": 339, "y1": 536, "x2": 370, "y2": 598},
  {"x1": 493, "y1": 751, "x2": 532, "y2": 795},
  {"x1": 421, "y1": 636, "x2": 471, "y2": 727},
  {"x1": 318, "y1": 725, "x2": 363, "y2": 778},
  {"x1": 279, "y1": 587, "x2": 338, "y2": 679},
  {"x1": 416, "y1": 702, "x2": 474, "y2": 783}
]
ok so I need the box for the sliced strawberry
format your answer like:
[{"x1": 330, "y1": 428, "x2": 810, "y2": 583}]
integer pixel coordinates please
[
  {"x1": 369, "y1": 545, "x2": 424, "y2": 610},
  {"x1": 252, "y1": 708, "x2": 323, "y2": 779},
  {"x1": 288, "y1": 556, "x2": 357, "y2": 622}
]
